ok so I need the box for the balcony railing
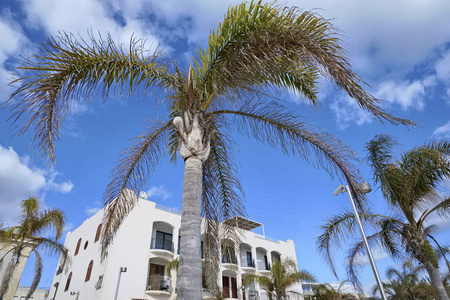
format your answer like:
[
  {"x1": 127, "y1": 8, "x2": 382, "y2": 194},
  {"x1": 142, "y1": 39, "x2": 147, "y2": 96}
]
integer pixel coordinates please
[
  {"x1": 147, "y1": 275, "x2": 172, "y2": 292},
  {"x1": 150, "y1": 238, "x2": 174, "y2": 253},
  {"x1": 240, "y1": 257, "x2": 255, "y2": 268},
  {"x1": 257, "y1": 260, "x2": 271, "y2": 271},
  {"x1": 222, "y1": 254, "x2": 237, "y2": 264}
]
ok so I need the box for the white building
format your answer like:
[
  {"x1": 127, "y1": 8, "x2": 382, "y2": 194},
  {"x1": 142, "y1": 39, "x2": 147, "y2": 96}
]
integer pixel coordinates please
[
  {"x1": 13, "y1": 285, "x2": 49, "y2": 300},
  {"x1": 49, "y1": 198, "x2": 303, "y2": 300}
]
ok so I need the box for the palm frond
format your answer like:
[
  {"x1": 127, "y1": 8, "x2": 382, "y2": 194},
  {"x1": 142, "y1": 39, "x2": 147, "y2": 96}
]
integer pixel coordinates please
[
  {"x1": 6, "y1": 32, "x2": 175, "y2": 162},
  {"x1": 33, "y1": 208, "x2": 66, "y2": 240},
  {"x1": 201, "y1": 125, "x2": 245, "y2": 292},
  {"x1": 317, "y1": 209, "x2": 384, "y2": 277},
  {"x1": 26, "y1": 250, "x2": 42, "y2": 300},
  {"x1": 0, "y1": 247, "x2": 21, "y2": 299},
  {"x1": 213, "y1": 100, "x2": 366, "y2": 206},
  {"x1": 196, "y1": 1, "x2": 413, "y2": 126},
  {"x1": 101, "y1": 120, "x2": 172, "y2": 253}
]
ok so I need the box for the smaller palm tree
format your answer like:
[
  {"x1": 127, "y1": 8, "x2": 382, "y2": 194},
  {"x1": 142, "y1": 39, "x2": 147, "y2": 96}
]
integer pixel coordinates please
[
  {"x1": 0, "y1": 197, "x2": 67, "y2": 299},
  {"x1": 314, "y1": 281, "x2": 360, "y2": 300},
  {"x1": 244, "y1": 258, "x2": 315, "y2": 300},
  {"x1": 372, "y1": 260, "x2": 422, "y2": 300}
]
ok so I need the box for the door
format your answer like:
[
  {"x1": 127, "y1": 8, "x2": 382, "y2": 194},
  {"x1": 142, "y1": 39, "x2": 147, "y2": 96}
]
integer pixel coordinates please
[
  {"x1": 149, "y1": 264, "x2": 165, "y2": 290},
  {"x1": 222, "y1": 276, "x2": 230, "y2": 298}
]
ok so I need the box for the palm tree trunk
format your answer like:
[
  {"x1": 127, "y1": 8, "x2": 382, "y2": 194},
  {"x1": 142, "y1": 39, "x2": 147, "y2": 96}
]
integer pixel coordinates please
[
  {"x1": 423, "y1": 260, "x2": 449, "y2": 300},
  {"x1": 177, "y1": 156, "x2": 203, "y2": 300}
]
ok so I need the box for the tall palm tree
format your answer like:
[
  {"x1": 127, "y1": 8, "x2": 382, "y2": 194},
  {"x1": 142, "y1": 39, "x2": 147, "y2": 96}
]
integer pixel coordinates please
[
  {"x1": 0, "y1": 197, "x2": 67, "y2": 300},
  {"x1": 317, "y1": 135, "x2": 450, "y2": 299},
  {"x1": 5, "y1": 2, "x2": 411, "y2": 299},
  {"x1": 244, "y1": 258, "x2": 316, "y2": 300}
]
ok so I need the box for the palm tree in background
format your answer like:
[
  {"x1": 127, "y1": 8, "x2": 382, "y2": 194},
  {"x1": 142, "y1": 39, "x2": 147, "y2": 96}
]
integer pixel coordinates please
[
  {"x1": 372, "y1": 260, "x2": 423, "y2": 299},
  {"x1": 318, "y1": 135, "x2": 450, "y2": 299},
  {"x1": 313, "y1": 281, "x2": 360, "y2": 300},
  {"x1": 5, "y1": 1, "x2": 412, "y2": 299},
  {"x1": 0, "y1": 197, "x2": 67, "y2": 300},
  {"x1": 244, "y1": 258, "x2": 316, "y2": 300},
  {"x1": 372, "y1": 260, "x2": 446, "y2": 300}
]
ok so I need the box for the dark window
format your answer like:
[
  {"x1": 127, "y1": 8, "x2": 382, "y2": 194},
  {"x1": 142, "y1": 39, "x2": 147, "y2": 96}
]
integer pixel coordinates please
[
  {"x1": 155, "y1": 231, "x2": 172, "y2": 251},
  {"x1": 84, "y1": 241, "x2": 89, "y2": 250},
  {"x1": 75, "y1": 239, "x2": 82, "y2": 256},
  {"x1": 85, "y1": 260, "x2": 94, "y2": 282},
  {"x1": 95, "y1": 224, "x2": 102, "y2": 243},
  {"x1": 246, "y1": 251, "x2": 252, "y2": 267},
  {"x1": 64, "y1": 272, "x2": 72, "y2": 292}
]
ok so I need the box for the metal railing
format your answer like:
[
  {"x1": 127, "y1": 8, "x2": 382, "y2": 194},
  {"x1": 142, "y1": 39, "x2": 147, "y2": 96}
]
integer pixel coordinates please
[
  {"x1": 257, "y1": 260, "x2": 271, "y2": 271},
  {"x1": 222, "y1": 254, "x2": 237, "y2": 264},
  {"x1": 240, "y1": 257, "x2": 255, "y2": 268},
  {"x1": 147, "y1": 275, "x2": 172, "y2": 292},
  {"x1": 155, "y1": 203, "x2": 181, "y2": 215},
  {"x1": 254, "y1": 233, "x2": 280, "y2": 243},
  {"x1": 150, "y1": 238, "x2": 174, "y2": 253}
]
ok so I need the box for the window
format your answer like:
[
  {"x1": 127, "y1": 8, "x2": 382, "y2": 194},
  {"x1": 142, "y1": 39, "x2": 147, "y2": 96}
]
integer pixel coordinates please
[
  {"x1": 75, "y1": 238, "x2": 82, "y2": 255},
  {"x1": 95, "y1": 224, "x2": 102, "y2": 243},
  {"x1": 84, "y1": 241, "x2": 89, "y2": 250},
  {"x1": 85, "y1": 260, "x2": 94, "y2": 282},
  {"x1": 155, "y1": 231, "x2": 173, "y2": 251},
  {"x1": 222, "y1": 276, "x2": 237, "y2": 298},
  {"x1": 64, "y1": 272, "x2": 72, "y2": 292}
]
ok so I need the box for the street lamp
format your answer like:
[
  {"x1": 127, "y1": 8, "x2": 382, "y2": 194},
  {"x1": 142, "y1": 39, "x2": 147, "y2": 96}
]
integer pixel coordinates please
[
  {"x1": 69, "y1": 291, "x2": 80, "y2": 300},
  {"x1": 114, "y1": 267, "x2": 127, "y2": 300},
  {"x1": 334, "y1": 182, "x2": 387, "y2": 300}
]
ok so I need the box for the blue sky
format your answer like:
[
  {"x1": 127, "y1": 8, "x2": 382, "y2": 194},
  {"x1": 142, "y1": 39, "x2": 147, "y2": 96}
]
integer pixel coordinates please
[{"x1": 1, "y1": 0, "x2": 450, "y2": 294}]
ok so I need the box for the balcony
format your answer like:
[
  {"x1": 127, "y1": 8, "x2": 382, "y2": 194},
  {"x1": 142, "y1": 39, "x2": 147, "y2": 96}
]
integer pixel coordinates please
[
  {"x1": 150, "y1": 238, "x2": 174, "y2": 258},
  {"x1": 146, "y1": 275, "x2": 172, "y2": 296},
  {"x1": 257, "y1": 260, "x2": 271, "y2": 273},
  {"x1": 222, "y1": 254, "x2": 238, "y2": 270},
  {"x1": 241, "y1": 258, "x2": 255, "y2": 268}
]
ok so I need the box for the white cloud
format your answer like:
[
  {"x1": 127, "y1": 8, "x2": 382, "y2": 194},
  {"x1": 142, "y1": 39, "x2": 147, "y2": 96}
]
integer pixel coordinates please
[
  {"x1": 85, "y1": 201, "x2": 102, "y2": 216},
  {"x1": 142, "y1": 185, "x2": 172, "y2": 200},
  {"x1": 329, "y1": 93, "x2": 374, "y2": 129},
  {"x1": 435, "y1": 50, "x2": 450, "y2": 81},
  {"x1": 374, "y1": 77, "x2": 437, "y2": 111},
  {"x1": 0, "y1": 145, "x2": 73, "y2": 226},
  {"x1": 21, "y1": 0, "x2": 161, "y2": 50},
  {"x1": 432, "y1": 121, "x2": 450, "y2": 139},
  {"x1": 0, "y1": 12, "x2": 30, "y2": 101}
]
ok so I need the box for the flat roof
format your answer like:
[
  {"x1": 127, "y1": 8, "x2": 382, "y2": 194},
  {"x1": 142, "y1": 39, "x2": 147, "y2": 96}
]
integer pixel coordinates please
[{"x1": 223, "y1": 216, "x2": 262, "y2": 231}]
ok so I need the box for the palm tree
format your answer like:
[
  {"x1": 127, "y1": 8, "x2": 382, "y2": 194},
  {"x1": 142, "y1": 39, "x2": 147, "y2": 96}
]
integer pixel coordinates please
[
  {"x1": 244, "y1": 258, "x2": 316, "y2": 300},
  {"x1": 372, "y1": 260, "x2": 423, "y2": 299},
  {"x1": 318, "y1": 135, "x2": 450, "y2": 299},
  {"x1": 0, "y1": 197, "x2": 67, "y2": 300},
  {"x1": 313, "y1": 282, "x2": 359, "y2": 300},
  {"x1": 5, "y1": 2, "x2": 411, "y2": 299}
]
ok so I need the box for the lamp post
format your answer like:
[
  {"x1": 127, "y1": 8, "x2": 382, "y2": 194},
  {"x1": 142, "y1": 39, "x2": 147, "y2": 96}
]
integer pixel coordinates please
[
  {"x1": 114, "y1": 267, "x2": 127, "y2": 300},
  {"x1": 334, "y1": 182, "x2": 387, "y2": 300}
]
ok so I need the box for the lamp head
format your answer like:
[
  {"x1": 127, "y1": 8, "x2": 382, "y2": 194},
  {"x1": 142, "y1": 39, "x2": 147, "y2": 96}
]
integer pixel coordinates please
[
  {"x1": 355, "y1": 182, "x2": 372, "y2": 194},
  {"x1": 333, "y1": 185, "x2": 345, "y2": 196}
]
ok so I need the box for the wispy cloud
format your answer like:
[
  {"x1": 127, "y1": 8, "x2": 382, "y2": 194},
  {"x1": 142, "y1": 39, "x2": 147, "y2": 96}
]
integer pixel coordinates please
[
  {"x1": 140, "y1": 185, "x2": 172, "y2": 200},
  {"x1": 85, "y1": 201, "x2": 102, "y2": 216},
  {"x1": 432, "y1": 121, "x2": 450, "y2": 139},
  {"x1": 329, "y1": 93, "x2": 374, "y2": 130}
]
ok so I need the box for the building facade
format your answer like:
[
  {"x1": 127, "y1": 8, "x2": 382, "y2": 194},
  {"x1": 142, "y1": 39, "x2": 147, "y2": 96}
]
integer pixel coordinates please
[
  {"x1": 0, "y1": 242, "x2": 34, "y2": 300},
  {"x1": 49, "y1": 197, "x2": 303, "y2": 300},
  {"x1": 13, "y1": 285, "x2": 49, "y2": 300}
]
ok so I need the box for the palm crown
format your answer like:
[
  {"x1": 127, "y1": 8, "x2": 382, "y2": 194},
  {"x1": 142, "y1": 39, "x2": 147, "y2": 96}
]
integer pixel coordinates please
[
  {"x1": 0, "y1": 197, "x2": 67, "y2": 299},
  {"x1": 317, "y1": 135, "x2": 450, "y2": 299},
  {"x1": 6, "y1": 1, "x2": 412, "y2": 298}
]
